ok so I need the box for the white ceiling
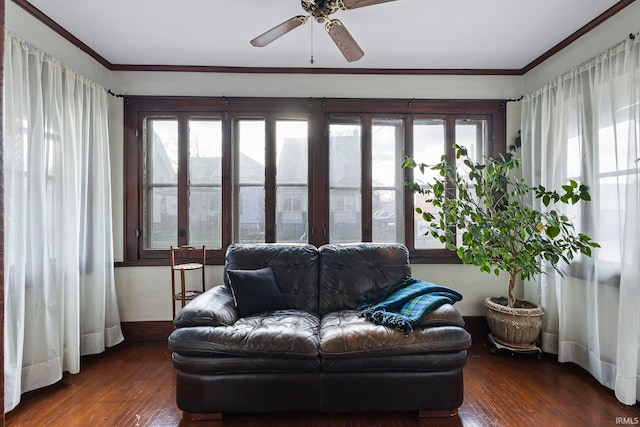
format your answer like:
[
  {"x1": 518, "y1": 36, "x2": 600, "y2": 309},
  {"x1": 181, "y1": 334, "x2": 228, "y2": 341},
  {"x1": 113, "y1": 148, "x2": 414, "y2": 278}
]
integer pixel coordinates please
[{"x1": 25, "y1": 0, "x2": 623, "y2": 70}]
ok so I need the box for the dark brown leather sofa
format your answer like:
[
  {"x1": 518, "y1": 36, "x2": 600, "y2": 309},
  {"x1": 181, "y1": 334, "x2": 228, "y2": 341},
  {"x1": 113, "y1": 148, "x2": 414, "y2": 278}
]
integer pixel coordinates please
[{"x1": 168, "y1": 242, "x2": 471, "y2": 420}]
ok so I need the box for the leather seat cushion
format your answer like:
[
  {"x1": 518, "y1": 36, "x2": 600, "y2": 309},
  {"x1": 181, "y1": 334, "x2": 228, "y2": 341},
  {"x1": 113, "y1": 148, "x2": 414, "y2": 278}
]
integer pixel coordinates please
[
  {"x1": 319, "y1": 310, "x2": 471, "y2": 359},
  {"x1": 173, "y1": 353, "x2": 320, "y2": 374},
  {"x1": 320, "y1": 350, "x2": 468, "y2": 372},
  {"x1": 169, "y1": 309, "x2": 320, "y2": 359}
]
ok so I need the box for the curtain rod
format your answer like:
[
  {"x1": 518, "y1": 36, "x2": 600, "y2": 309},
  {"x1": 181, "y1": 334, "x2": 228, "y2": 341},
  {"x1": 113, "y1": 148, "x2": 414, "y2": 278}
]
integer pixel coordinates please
[
  {"x1": 567, "y1": 30, "x2": 638, "y2": 76},
  {"x1": 524, "y1": 29, "x2": 639, "y2": 98}
]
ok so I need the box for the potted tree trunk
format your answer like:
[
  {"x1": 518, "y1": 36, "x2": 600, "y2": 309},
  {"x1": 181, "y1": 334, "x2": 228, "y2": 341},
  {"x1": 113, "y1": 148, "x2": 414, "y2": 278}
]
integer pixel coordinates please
[{"x1": 403, "y1": 144, "x2": 599, "y2": 352}]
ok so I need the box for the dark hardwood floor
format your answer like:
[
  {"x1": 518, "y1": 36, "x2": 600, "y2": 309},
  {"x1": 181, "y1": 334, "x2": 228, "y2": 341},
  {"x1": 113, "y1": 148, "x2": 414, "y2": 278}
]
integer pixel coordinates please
[{"x1": 5, "y1": 340, "x2": 640, "y2": 426}]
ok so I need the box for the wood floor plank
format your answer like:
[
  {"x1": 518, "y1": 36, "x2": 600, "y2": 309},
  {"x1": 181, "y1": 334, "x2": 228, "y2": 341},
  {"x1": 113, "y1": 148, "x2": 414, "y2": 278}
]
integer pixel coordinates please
[{"x1": 5, "y1": 341, "x2": 640, "y2": 426}]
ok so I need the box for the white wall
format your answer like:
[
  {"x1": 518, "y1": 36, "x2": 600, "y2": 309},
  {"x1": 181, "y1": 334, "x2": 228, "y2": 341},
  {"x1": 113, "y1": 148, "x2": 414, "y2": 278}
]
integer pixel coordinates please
[
  {"x1": 111, "y1": 70, "x2": 523, "y2": 99},
  {"x1": 109, "y1": 72, "x2": 522, "y2": 319},
  {"x1": 111, "y1": 2, "x2": 640, "y2": 322},
  {"x1": 29, "y1": 0, "x2": 640, "y2": 321}
]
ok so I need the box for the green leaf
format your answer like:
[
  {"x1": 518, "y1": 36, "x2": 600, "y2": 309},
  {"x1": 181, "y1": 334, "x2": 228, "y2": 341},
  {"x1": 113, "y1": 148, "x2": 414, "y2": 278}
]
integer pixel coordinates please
[
  {"x1": 546, "y1": 226, "x2": 560, "y2": 238},
  {"x1": 401, "y1": 157, "x2": 416, "y2": 169}
]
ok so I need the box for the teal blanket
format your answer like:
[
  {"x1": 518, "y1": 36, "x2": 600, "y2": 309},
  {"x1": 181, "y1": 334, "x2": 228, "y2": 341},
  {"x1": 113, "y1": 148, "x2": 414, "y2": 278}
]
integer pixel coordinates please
[{"x1": 357, "y1": 277, "x2": 462, "y2": 335}]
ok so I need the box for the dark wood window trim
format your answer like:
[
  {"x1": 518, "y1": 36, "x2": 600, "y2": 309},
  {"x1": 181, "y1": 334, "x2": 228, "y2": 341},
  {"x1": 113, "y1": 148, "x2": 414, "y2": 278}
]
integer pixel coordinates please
[{"x1": 121, "y1": 97, "x2": 506, "y2": 267}]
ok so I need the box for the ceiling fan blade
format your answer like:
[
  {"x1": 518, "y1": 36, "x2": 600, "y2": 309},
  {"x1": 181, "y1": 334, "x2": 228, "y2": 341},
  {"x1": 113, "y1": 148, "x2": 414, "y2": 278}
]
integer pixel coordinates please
[
  {"x1": 250, "y1": 15, "x2": 308, "y2": 47},
  {"x1": 340, "y1": 0, "x2": 398, "y2": 10},
  {"x1": 325, "y1": 19, "x2": 364, "y2": 62}
]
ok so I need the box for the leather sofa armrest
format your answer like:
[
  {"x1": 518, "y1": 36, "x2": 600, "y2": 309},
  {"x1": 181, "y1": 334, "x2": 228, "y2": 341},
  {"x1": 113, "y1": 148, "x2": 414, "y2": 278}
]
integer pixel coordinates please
[
  {"x1": 173, "y1": 285, "x2": 238, "y2": 328},
  {"x1": 416, "y1": 304, "x2": 465, "y2": 328}
]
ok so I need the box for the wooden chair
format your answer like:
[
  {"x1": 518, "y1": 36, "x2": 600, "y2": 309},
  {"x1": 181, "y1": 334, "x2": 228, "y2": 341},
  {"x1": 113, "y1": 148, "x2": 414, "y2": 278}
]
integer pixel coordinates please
[{"x1": 170, "y1": 245, "x2": 206, "y2": 318}]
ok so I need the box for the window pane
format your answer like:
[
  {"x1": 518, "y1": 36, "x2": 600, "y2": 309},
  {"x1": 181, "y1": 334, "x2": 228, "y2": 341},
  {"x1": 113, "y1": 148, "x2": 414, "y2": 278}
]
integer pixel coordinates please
[
  {"x1": 330, "y1": 190, "x2": 361, "y2": 243},
  {"x1": 146, "y1": 119, "x2": 178, "y2": 184},
  {"x1": 238, "y1": 186, "x2": 265, "y2": 243},
  {"x1": 373, "y1": 190, "x2": 397, "y2": 242},
  {"x1": 236, "y1": 120, "x2": 266, "y2": 243},
  {"x1": 189, "y1": 188, "x2": 221, "y2": 248},
  {"x1": 456, "y1": 119, "x2": 487, "y2": 179},
  {"x1": 189, "y1": 119, "x2": 222, "y2": 185},
  {"x1": 276, "y1": 120, "x2": 308, "y2": 242},
  {"x1": 413, "y1": 119, "x2": 445, "y2": 249},
  {"x1": 189, "y1": 119, "x2": 222, "y2": 248},
  {"x1": 455, "y1": 120, "x2": 488, "y2": 245},
  {"x1": 238, "y1": 120, "x2": 265, "y2": 185},
  {"x1": 598, "y1": 178, "x2": 626, "y2": 264},
  {"x1": 277, "y1": 186, "x2": 308, "y2": 242},
  {"x1": 144, "y1": 118, "x2": 178, "y2": 249},
  {"x1": 146, "y1": 187, "x2": 177, "y2": 249},
  {"x1": 330, "y1": 120, "x2": 361, "y2": 243},
  {"x1": 599, "y1": 120, "x2": 631, "y2": 174},
  {"x1": 372, "y1": 118, "x2": 404, "y2": 243},
  {"x1": 567, "y1": 135, "x2": 581, "y2": 178}
]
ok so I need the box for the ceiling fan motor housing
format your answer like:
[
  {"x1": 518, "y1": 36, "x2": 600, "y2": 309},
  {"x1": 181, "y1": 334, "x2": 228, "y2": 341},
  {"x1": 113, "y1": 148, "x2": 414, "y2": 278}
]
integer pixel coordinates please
[{"x1": 302, "y1": 0, "x2": 344, "y2": 23}]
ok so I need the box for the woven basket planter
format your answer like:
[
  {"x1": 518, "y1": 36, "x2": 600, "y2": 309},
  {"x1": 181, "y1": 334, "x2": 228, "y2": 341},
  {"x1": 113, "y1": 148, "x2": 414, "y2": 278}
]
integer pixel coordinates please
[{"x1": 485, "y1": 297, "x2": 544, "y2": 349}]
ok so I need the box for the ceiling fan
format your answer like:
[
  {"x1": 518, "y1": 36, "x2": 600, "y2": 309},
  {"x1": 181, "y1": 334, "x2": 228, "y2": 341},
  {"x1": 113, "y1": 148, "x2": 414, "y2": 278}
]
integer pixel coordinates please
[{"x1": 250, "y1": 0, "x2": 398, "y2": 62}]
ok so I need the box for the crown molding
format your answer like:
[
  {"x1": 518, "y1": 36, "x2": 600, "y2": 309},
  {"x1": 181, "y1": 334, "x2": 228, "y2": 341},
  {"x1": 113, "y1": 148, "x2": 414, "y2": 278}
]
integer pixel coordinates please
[
  {"x1": 108, "y1": 63, "x2": 523, "y2": 75},
  {"x1": 12, "y1": 0, "x2": 111, "y2": 69},
  {"x1": 520, "y1": 0, "x2": 637, "y2": 74},
  {"x1": 12, "y1": 0, "x2": 637, "y2": 76}
]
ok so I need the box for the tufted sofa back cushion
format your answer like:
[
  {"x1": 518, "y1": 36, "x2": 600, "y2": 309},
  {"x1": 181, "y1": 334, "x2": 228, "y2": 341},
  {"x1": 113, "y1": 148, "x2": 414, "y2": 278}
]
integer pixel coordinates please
[
  {"x1": 318, "y1": 243, "x2": 411, "y2": 316},
  {"x1": 224, "y1": 243, "x2": 319, "y2": 314}
]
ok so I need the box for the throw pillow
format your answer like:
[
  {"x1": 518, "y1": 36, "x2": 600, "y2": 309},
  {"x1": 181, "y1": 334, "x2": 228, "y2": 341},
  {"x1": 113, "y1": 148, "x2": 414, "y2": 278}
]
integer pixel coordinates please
[{"x1": 227, "y1": 267, "x2": 286, "y2": 317}]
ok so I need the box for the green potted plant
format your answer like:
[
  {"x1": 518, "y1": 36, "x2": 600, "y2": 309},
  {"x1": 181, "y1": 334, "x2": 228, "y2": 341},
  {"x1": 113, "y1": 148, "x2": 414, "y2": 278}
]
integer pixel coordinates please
[{"x1": 402, "y1": 144, "x2": 599, "y2": 350}]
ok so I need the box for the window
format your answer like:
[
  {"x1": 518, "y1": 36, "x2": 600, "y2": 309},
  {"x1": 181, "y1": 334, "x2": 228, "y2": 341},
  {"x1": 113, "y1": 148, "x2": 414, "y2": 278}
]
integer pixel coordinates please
[
  {"x1": 276, "y1": 120, "x2": 309, "y2": 243},
  {"x1": 123, "y1": 97, "x2": 505, "y2": 264},
  {"x1": 142, "y1": 117, "x2": 223, "y2": 251},
  {"x1": 189, "y1": 119, "x2": 223, "y2": 248},
  {"x1": 565, "y1": 113, "x2": 637, "y2": 285},
  {"x1": 412, "y1": 118, "x2": 446, "y2": 250},
  {"x1": 235, "y1": 119, "x2": 266, "y2": 243},
  {"x1": 329, "y1": 118, "x2": 362, "y2": 243},
  {"x1": 143, "y1": 118, "x2": 179, "y2": 250},
  {"x1": 372, "y1": 118, "x2": 405, "y2": 243}
]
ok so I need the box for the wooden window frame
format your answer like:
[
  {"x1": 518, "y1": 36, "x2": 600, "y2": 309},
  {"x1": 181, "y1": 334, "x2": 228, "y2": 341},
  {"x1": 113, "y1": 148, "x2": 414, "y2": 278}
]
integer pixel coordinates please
[{"x1": 121, "y1": 97, "x2": 506, "y2": 266}]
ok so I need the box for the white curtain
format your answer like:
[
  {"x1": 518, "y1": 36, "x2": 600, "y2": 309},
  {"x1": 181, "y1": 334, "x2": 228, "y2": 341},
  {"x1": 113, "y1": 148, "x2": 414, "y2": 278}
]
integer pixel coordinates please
[
  {"x1": 3, "y1": 34, "x2": 123, "y2": 412},
  {"x1": 521, "y1": 34, "x2": 639, "y2": 405}
]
